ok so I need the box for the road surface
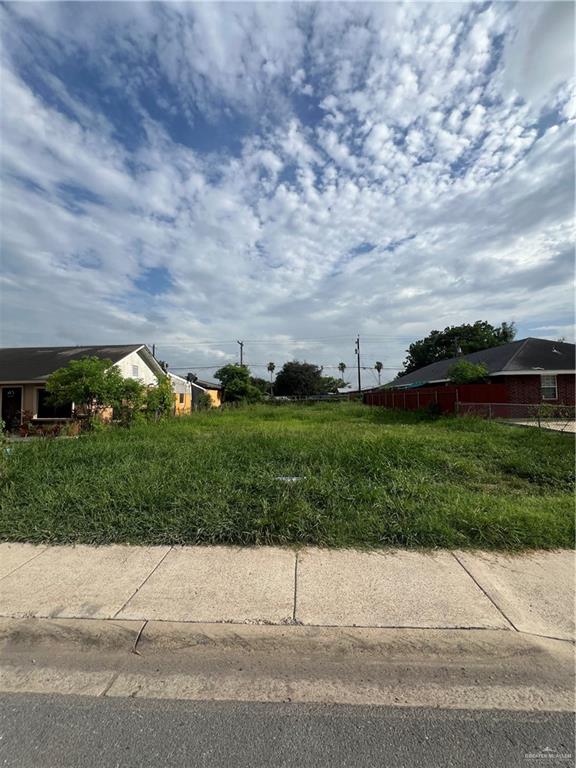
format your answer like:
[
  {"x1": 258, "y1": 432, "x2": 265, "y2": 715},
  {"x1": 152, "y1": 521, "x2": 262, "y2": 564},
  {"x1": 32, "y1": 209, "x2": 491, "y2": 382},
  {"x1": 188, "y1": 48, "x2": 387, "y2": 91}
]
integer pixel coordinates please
[{"x1": 0, "y1": 693, "x2": 573, "y2": 768}]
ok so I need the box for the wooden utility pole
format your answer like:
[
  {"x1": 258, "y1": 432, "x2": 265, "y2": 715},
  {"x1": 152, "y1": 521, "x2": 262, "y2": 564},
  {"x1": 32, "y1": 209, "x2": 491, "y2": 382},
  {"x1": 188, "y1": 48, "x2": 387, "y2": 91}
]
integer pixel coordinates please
[
  {"x1": 355, "y1": 335, "x2": 361, "y2": 393},
  {"x1": 237, "y1": 340, "x2": 244, "y2": 366}
]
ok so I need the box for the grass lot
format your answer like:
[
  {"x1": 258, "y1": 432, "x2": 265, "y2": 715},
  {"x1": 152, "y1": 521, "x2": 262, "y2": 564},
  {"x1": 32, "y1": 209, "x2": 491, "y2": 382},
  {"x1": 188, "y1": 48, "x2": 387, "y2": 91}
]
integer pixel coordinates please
[{"x1": 1, "y1": 403, "x2": 574, "y2": 550}]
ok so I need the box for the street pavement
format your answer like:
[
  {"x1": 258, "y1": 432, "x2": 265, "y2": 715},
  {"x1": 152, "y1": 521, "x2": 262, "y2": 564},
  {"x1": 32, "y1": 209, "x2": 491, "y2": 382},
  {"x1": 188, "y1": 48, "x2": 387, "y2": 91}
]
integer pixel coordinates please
[{"x1": 0, "y1": 693, "x2": 573, "y2": 768}]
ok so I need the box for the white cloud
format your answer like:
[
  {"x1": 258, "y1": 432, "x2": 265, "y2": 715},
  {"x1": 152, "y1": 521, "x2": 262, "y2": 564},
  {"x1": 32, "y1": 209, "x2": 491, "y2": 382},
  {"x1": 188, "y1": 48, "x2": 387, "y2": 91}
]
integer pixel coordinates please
[{"x1": 0, "y1": 2, "x2": 574, "y2": 380}]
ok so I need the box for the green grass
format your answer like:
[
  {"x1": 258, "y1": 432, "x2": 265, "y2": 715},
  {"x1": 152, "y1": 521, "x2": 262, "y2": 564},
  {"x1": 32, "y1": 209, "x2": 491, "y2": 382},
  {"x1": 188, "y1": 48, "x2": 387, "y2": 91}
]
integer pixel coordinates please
[{"x1": 1, "y1": 403, "x2": 574, "y2": 550}]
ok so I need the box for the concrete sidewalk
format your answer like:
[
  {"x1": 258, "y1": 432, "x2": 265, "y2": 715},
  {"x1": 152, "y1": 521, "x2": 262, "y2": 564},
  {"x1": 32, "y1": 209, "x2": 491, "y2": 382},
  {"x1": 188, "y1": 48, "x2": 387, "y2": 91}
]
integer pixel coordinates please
[{"x1": 0, "y1": 544, "x2": 573, "y2": 641}]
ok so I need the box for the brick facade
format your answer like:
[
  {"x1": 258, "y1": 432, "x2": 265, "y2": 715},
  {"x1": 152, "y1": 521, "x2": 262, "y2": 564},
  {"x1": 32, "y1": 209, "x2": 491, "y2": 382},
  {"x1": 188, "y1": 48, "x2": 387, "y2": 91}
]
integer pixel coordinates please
[{"x1": 494, "y1": 374, "x2": 575, "y2": 405}]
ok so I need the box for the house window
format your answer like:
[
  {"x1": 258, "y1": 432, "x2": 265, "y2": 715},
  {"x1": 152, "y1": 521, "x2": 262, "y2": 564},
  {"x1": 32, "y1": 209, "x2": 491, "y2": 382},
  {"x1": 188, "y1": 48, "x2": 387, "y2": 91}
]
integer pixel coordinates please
[
  {"x1": 541, "y1": 375, "x2": 557, "y2": 400},
  {"x1": 36, "y1": 389, "x2": 72, "y2": 419},
  {"x1": 179, "y1": 393, "x2": 185, "y2": 404},
  {"x1": 132, "y1": 365, "x2": 139, "y2": 378}
]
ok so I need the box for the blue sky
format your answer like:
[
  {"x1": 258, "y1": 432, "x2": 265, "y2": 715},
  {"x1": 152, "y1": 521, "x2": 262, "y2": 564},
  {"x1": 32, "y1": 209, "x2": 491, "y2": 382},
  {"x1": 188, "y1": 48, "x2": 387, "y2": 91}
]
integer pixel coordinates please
[{"x1": 0, "y1": 2, "x2": 574, "y2": 382}]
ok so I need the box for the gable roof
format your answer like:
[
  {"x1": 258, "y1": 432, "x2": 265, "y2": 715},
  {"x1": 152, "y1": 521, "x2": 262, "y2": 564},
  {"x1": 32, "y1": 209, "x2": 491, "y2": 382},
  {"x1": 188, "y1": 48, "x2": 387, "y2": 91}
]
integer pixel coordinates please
[
  {"x1": 168, "y1": 372, "x2": 207, "y2": 392},
  {"x1": 0, "y1": 345, "x2": 162, "y2": 382},
  {"x1": 386, "y1": 338, "x2": 575, "y2": 389}
]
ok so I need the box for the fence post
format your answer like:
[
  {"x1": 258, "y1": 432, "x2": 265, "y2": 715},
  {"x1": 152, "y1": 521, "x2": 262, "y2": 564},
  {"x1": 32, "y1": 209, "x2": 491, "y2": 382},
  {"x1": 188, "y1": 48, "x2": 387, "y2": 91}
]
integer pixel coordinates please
[{"x1": 417, "y1": 392, "x2": 420, "y2": 410}]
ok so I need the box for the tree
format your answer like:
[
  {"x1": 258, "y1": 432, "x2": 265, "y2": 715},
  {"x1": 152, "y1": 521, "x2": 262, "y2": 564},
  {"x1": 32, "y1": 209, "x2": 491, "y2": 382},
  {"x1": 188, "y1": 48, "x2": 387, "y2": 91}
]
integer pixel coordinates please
[
  {"x1": 447, "y1": 361, "x2": 488, "y2": 385},
  {"x1": 45, "y1": 357, "x2": 125, "y2": 418},
  {"x1": 338, "y1": 362, "x2": 346, "y2": 379},
  {"x1": 250, "y1": 376, "x2": 270, "y2": 396},
  {"x1": 400, "y1": 321, "x2": 516, "y2": 376},
  {"x1": 214, "y1": 364, "x2": 262, "y2": 403},
  {"x1": 274, "y1": 361, "x2": 344, "y2": 397},
  {"x1": 374, "y1": 361, "x2": 383, "y2": 385},
  {"x1": 117, "y1": 377, "x2": 147, "y2": 425},
  {"x1": 145, "y1": 375, "x2": 174, "y2": 419},
  {"x1": 267, "y1": 362, "x2": 276, "y2": 395}
]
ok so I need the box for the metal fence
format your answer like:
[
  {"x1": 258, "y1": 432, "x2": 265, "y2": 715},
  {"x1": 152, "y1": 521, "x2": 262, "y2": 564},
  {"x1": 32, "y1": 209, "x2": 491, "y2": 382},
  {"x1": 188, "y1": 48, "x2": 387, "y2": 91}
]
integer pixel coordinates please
[{"x1": 455, "y1": 402, "x2": 576, "y2": 432}]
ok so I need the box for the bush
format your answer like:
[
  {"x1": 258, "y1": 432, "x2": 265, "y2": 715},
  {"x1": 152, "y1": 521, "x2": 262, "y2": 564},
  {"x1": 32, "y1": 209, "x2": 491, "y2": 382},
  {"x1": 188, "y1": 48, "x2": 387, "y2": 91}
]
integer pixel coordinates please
[
  {"x1": 197, "y1": 393, "x2": 213, "y2": 411},
  {"x1": 145, "y1": 375, "x2": 174, "y2": 419}
]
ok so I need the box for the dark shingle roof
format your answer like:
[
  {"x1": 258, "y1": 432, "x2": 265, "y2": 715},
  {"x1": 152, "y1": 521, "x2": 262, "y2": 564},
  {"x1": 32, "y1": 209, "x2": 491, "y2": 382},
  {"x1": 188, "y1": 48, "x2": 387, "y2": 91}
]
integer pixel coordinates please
[
  {"x1": 195, "y1": 378, "x2": 222, "y2": 390},
  {"x1": 0, "y1": 345, "x2": 146, "y2": 382},
  {"x1": 386, "y1": 338, "x2": 575, "y2": 389}
]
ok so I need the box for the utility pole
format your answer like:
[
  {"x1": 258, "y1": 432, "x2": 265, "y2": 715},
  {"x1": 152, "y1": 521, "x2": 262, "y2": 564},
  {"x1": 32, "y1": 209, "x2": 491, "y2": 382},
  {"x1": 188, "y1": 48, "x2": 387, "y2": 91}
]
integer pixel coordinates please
[
  {"x1": 152, "y1": 344, "x2": 156, "y2": 358},
  {"x1": 355, "y1": 335, "x2": 361, "y2": 393},
  {"x1": 237, "y1": 340, "x2": 244, "y2": 366}
]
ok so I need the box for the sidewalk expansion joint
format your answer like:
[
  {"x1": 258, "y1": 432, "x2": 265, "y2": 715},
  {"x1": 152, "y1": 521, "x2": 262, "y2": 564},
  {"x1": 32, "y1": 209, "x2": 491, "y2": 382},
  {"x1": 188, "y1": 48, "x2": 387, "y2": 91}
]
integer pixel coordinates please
[
  {"x1": 451, "y1": 551, "x2": 518, "y2": 632},
  {"x1": 292, "y1": 551, "x2": 299, "y2": 623},
  {"x1": 112, "y1": 546, "x2": 173, "y2": 619},
  {"x1": 0, "y1": 547, "x2": 49, "y2": 583}
]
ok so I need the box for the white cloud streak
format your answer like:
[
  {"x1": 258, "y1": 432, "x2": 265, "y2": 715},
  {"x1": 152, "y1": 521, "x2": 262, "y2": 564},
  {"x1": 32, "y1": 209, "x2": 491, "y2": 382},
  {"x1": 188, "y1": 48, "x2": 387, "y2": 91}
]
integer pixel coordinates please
[{"x1": 0, "y1": 2, "x2": 574, "y2": 379}]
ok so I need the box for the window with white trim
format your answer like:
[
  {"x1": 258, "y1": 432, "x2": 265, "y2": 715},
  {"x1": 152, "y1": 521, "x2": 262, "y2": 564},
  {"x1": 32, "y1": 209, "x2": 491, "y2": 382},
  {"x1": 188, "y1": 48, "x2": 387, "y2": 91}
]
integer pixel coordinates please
[
  {"x1": 132, "y1": 365, "x2": 139, "y2": 378},
  {"x1": 541, "y1": 375, "x2": 557, "y2": 400}
]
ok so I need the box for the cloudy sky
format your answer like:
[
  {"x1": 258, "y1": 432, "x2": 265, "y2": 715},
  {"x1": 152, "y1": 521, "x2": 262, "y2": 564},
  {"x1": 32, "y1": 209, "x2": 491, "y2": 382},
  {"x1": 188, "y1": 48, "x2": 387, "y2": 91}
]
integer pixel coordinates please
[{"x1": 1, "y1": 2, "x2": 574, "y2": 385}]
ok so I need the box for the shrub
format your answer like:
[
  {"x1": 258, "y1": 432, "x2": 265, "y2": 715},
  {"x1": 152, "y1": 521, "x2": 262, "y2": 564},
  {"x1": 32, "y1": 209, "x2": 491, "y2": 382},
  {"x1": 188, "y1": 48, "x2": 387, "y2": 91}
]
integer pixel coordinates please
[
  {"x1": 197, "y1": 393, "x2": 213, "y2": 411},
  {"x1": 145, "y1": 375, "x2": 174, "y2": 419}
]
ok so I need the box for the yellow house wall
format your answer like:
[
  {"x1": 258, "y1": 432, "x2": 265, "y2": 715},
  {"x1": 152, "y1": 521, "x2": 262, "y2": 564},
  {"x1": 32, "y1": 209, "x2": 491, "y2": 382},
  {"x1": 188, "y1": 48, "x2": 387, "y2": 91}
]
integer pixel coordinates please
[
  {"x1": 206, "y1": 389, "x2": 221, "y2": 407},
  {"x1": 173, "y1": 392, "x2": 192, "y2": 415}
]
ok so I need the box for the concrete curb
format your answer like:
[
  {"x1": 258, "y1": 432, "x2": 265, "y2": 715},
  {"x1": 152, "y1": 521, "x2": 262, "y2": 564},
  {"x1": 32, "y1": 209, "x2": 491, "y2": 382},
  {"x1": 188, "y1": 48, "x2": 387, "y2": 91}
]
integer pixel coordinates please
[{"x1": 1, "y1": 617, "x2": 574, "y2": 711}]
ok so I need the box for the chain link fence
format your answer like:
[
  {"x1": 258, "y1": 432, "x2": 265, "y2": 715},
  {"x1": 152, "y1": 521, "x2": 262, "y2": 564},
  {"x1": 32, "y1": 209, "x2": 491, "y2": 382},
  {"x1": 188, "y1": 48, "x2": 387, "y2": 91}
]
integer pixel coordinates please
[{"x1": 455, "y1": 402, "x2": 576, "y2": 433}]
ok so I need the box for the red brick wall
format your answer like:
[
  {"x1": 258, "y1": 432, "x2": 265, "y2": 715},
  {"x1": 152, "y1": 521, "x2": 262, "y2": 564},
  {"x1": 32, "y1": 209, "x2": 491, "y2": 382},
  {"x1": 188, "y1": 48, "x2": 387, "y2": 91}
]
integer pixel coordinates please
[
  {"x1": 498, "y1": 374, "x2": 575, "y2": 405},
  {"x1": 558, "y1": 374, "x2": 576, "y2": 405}
]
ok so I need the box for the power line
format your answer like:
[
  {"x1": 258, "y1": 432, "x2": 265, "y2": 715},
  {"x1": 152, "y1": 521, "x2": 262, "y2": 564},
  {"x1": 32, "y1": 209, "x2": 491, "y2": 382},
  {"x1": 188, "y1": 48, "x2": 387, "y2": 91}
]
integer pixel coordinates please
[
  {"x1": 168, "y1": 363, "x2": 400, "y2": 370},
  {"x1": 151, "y1": 336, "x2": 415, "y2": 347}
]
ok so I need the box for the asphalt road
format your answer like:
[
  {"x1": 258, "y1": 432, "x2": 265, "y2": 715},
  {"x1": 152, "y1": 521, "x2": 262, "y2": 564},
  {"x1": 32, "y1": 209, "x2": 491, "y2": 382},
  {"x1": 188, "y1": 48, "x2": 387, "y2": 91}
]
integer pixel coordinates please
[{"x1": 0, "y1": 693, "x2": 573, "y2": 768}]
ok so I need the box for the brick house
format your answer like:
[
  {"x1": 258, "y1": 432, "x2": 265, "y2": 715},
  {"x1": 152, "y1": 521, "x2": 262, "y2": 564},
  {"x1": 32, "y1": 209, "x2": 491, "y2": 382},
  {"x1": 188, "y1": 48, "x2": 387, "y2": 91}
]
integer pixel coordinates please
[{"x1": 377, "y1": 338, "x2": 575, "y2": 410}]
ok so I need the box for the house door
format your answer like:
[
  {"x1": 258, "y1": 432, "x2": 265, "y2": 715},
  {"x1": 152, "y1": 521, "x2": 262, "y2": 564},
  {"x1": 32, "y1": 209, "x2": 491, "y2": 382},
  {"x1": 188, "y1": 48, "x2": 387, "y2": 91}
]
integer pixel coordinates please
[{"x1": 1, "y1": 387, "x2": 22, "y2": 431}]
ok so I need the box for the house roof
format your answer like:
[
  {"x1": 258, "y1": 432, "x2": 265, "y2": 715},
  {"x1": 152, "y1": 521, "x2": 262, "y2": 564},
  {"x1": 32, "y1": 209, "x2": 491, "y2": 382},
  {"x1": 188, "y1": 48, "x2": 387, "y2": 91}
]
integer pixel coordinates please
[
  {"x1": 195, "y1": 378, "x2": 222, "y2": 391},
  {"x1": 386, "y1": 338, "x2": 575, "y2": 389},
  {"x1": 0, "y1": 345, "x2": 161, "y2": 382},
  {"x1": 168, "y1": 372, "x2": 209, "y2": 392}
]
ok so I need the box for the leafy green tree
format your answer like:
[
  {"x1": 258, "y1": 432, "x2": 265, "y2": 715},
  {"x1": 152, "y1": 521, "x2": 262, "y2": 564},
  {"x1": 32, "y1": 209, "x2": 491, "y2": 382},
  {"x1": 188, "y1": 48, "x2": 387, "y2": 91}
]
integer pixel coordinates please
[
  {"x1": 447, "y1": 361, "x2": 489, "y2": 384},
  {"x1": 117, "y1": 378, "x2": 147, "y2": 425},
  {"x1": 274, "y1": 361, "x2": 344, "y2": 397},
  {"x1": 319, "y1": 376, "x2": 346, "y2": 393},
  {"x1": 400, "y1": 321, "x2": 516, "y2": 376},
  {"x1": 145, "y1": 375, "x2": 174, "y2": 418},
  {"x1": 250, "y1": 376, "x2": 270, "y2": 395},
  {"x1": 46, "y1": 357, "x2": 125, "y2": 418},
  {"x1": 197, "y1": 392, "x2": 213, "y2": 410},
  {"x1": 214, "y1": 364, "x2": 262, "y2": 403}
]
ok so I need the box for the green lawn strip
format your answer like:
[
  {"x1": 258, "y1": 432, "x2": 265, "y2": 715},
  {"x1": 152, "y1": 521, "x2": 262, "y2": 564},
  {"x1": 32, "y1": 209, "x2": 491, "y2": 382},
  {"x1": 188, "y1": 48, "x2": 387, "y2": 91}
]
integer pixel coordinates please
[{"x1": 1, "y1": 403, "x2": 573, "y2": 549}]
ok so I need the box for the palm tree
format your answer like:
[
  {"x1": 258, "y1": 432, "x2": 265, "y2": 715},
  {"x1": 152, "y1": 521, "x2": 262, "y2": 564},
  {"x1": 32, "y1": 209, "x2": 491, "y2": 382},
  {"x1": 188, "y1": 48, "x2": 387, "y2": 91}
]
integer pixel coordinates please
[
  {"x1": 267, "y1": 362, "x2": 275, "y2": 396},
  {"x1": 338, "y1": 362, "x2": 346, "y2": 379},
  {"x1": 374, "y1": 361, "x2": 383, "y2": 386}
]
